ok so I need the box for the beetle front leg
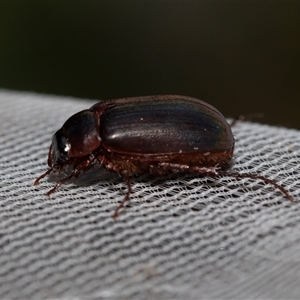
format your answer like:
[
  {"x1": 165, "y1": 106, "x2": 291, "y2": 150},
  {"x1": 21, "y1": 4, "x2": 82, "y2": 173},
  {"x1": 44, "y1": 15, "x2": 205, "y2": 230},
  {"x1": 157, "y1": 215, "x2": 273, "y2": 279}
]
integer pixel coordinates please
[
  {"x1": 46, "y1": 155, "x2": 96, "y2": 196},
  {"x1": 34, "y1": 168, "x2": 53, "y2": 186},
  {"x1": 46, "y1": 172, "x2": 75, "y2": 196}
]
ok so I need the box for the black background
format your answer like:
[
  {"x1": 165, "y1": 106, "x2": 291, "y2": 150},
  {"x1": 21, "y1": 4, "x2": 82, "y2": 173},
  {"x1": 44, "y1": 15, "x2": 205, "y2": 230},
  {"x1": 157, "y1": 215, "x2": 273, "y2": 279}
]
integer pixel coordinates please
[{"x1": 1, "y1": 2, "x2": 299, "y2": 129}]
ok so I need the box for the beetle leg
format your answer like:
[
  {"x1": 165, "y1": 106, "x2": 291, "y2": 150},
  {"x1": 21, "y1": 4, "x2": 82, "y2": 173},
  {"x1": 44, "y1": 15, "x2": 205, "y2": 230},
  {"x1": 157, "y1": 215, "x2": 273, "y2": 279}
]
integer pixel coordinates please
[
  {"x1": 34, "y1": 168, "x2": 53, "y2": 186},
  {"x1": 112, "y1": 176, "x2": 132, "y2": 220},
  {"x1": 73, "y1": 154, "x2": 96, "y2": 178},
  {"x1": 46, "y1": 155, "x2": 96, "y2": 196},
  {"x1": 159, "y1": 163, "x2": 293, "y2": 201},
  {"x1": 217, "y1": 171, "x2": 294, "y2": 201},
  {"x1": 46, "y1": 173, "x2": 75, "y2": 196},
  {"x1": 95, "y1": 153, "x2": 134, "y2": 220},
  {"x1": 95, "y1": 153, "x2": 108, "y2": 168}
]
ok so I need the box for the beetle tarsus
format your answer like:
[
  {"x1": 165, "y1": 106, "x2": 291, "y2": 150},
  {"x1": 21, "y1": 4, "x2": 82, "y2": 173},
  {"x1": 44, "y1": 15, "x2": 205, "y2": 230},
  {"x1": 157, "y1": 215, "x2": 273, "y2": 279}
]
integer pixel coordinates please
[
  {"x1": 158, "y1": 163, "x2": 294, "y2": 201},
  {"x1": 218, "y1": 171, "x2": 294, "y2": 201}
]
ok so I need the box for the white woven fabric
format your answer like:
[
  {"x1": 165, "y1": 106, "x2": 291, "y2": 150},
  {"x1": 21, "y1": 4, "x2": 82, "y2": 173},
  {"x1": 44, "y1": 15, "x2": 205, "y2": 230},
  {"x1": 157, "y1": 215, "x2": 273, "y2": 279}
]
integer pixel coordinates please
[{"x1": 0, "y1": 89, "x2": 299, "y2": 299}]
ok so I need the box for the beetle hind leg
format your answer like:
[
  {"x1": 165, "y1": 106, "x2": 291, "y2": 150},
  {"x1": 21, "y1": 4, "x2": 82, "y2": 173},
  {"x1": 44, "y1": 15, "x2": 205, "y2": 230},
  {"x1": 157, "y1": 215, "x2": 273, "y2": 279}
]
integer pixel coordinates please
[{"x1": 218, "y1": 171, "x2": 294, "y2": 201}]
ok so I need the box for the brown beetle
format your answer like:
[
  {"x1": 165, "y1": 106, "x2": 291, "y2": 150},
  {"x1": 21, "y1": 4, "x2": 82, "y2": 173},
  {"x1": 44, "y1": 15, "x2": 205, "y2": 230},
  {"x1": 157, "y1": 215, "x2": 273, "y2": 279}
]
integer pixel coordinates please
[{"x1": 34, "y1": 95, "x2": 293, "y2": 218}]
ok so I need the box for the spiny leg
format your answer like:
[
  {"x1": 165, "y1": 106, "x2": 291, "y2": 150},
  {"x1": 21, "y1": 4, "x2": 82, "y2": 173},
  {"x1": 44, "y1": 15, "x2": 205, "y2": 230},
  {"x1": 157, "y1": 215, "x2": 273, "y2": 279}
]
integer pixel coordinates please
[
  {"x1": 34, "y1": 168, "x2": 53, "y2": 186},
  {"x1": 97, "y1": 155, "x2": 135, "y2": 220},
  {"x1": 46, "y1": 172, "x2": 75, "y2": 196},
  {"x1": 46, "y1": 163, "x2": 88, "y2": 196},
  {"x1": 44, "y1": 155, "x2": 97, "y2": 196},
  {"x1": 159, "y1": 162, "x2": 293, "y2": 201},
  {"x1": 112, "y1": 177, "x2": 132, "y2": 220},
  {"x1": 217, "y1": 171, "x2": 294, "y2": 201}
]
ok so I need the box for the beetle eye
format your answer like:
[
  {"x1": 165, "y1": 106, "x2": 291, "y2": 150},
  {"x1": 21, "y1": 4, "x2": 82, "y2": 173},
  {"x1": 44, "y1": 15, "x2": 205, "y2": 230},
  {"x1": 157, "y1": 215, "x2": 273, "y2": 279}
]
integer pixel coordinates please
[
  {"x1": 59, "y1": 137, "x2": 71, "y2": 155},
  {"x1": 49, "y1": 130, "x2": 71, "y2": 169},
  {"x1": 57, "y1": 135, "x2": 71, "y2": 156}
]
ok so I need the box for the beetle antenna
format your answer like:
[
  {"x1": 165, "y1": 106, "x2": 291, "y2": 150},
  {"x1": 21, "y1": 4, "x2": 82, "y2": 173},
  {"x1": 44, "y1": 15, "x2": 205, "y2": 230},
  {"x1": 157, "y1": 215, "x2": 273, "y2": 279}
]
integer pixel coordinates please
[{"x1": 218, "y1": 171, "x2": 294, "y2": 201}]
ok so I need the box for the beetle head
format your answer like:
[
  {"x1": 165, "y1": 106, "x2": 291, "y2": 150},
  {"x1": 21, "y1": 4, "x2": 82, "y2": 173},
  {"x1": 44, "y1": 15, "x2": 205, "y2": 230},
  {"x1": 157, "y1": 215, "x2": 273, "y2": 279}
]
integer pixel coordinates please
[{"x1": 48, "y1": 110, "x2": 101, "y2": 171}]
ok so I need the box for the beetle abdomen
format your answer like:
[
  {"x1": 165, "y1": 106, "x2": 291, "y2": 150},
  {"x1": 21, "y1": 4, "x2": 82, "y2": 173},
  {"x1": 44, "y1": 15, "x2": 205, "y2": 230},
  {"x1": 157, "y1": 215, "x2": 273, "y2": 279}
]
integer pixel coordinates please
[
  {"x1": 99, "y1": 96, "x2": 234, "y2": 155},
  {"x1": 101, "y1": 150, "x2": 234, "y2": 176}
]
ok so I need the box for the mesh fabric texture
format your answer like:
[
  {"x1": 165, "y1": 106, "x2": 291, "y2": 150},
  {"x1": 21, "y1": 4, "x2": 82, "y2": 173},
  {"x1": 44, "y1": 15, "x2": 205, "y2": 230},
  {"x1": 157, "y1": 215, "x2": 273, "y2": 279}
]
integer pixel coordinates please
[{"x1": 0, "y1": 89, "x2": 300, "y2": 299}]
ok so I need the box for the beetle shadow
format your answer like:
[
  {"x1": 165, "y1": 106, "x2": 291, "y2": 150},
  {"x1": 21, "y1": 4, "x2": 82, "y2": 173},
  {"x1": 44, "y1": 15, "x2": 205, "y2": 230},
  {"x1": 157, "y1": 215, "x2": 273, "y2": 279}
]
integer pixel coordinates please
[
  {"x1": 42, "y1": 165, "x2": 289, "y2": 212},
  {"x1": 46, "y1": 167, "x2": 227, "y2": 192},
  {"x1": 45, "y1": 165, "x2": 120, "y2": 188}
]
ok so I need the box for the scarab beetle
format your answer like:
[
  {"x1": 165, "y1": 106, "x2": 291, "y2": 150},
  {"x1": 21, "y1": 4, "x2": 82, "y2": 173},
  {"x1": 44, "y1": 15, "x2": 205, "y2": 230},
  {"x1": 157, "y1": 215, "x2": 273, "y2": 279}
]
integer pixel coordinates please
[{"x1": 34, "y1": 95, "x2": 293, "y2": 218}]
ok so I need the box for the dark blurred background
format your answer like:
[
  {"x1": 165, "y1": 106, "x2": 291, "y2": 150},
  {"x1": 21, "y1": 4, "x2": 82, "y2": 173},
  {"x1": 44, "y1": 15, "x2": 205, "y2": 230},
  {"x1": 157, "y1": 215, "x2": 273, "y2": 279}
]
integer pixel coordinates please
[{"x1": 0, "y1": 3, "x2": 299, "y2": 129}]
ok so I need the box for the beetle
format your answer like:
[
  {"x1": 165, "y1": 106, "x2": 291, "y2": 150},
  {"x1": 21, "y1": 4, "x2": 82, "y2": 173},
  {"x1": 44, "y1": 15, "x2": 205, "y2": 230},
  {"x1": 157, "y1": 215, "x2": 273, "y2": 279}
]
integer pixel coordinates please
[{"x1": 34, "y1": 95, "x2": 293, "y2": 218}]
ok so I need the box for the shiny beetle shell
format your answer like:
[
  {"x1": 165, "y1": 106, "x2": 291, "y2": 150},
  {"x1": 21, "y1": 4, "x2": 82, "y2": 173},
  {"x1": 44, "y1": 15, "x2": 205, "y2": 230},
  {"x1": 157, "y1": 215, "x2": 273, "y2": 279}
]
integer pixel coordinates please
[{"x1": 35, "y1": 95, "x2": 293, "y2": 219}]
